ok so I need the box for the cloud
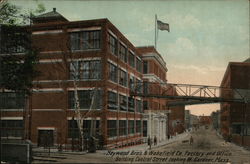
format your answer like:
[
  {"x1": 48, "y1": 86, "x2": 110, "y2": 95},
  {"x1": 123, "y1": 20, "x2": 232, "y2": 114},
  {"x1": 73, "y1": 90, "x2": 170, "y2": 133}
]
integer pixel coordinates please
[
  {"x1": 161, "y1": 13, "x2": 201, "y2": 30},
  {"x1": 170, "y1": 64, "x2": 225, "y2": 75}
]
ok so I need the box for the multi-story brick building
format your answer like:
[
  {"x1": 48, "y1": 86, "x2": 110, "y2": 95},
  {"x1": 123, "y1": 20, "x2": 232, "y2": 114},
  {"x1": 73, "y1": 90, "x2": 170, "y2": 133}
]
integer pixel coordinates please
[
  {"x1": 1, "y1": 8, "x2": 173, "y2": 149},
  {"x1": 137, "y1": 46, "x2": 168, "y2": 142},
  {"x1": 220, "y1": 58, "x2": 250, "y2": 147},
  {"x1": 1, "y1": 8, "x2": 145, "y2": 149},
  {"x1": 168, "y1": 104, "x2": 185, "y2": 136}
]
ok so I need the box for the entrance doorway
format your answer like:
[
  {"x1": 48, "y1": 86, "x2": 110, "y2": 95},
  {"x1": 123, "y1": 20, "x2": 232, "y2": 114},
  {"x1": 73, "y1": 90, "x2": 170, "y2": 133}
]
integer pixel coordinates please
[{"x1": 38, "y1": 130, "x2": 54, "y2": 147}]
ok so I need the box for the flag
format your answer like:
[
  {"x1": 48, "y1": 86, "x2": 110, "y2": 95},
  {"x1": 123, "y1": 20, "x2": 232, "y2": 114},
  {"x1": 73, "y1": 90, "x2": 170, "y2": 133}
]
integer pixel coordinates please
[{"x1": 157, "y1": 20, "x2": 170, "y2": 32}]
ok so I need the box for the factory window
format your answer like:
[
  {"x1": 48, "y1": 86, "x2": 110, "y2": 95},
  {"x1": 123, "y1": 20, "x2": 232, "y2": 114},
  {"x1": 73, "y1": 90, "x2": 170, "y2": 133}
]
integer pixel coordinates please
[
  {"x1": 68, "y1": 90, "x2": 102, "y2": 109},
  {"x1": 129, "y1": 75, "x2": 135, "y2": 92},
  {"x1": 136, "y1": 100, "x2": 143, "y2": 113},
  {"x1": 0, "y1": 120, "x2": 24, "y2": 138},
  {"x1": 0, "y1": 92, "x2": 25, "y2": 109},
  {"x1": 143, "y1": 81, "x2": 149, "y2": 94},
  {"x1": 128, "y1": 97, "x2": 135, "y2": 112},
  {"x1": 70, "y1": 30, "x2": 101, "y2": 50},
  {"x1": 119, "y1": 94, "x2": 127, "y2": 111},
  {"x1": 143, "y1": 100, "x2": 148, "y2": 110},
  {"x1": 143, "y1": 61, "x2": 148, "y2": 74},
  {"x1": 136, "y1": 120, "x2": 141, "y2": 133},
  {"x1": 69, "y1": 60, "x2": 101, "y2": 80},
  {"x1": 128, "y1": 120, "x2": 135, "y2": 134},
  {"x1": 68, "y1": 120, "x2": 100, "y2": 138},
  {"x1": 136, "y1": 79, "x2": 143, "y2": 94},
  {"x1": 119, "y1": 120, "x2": 127, "y2": 136},
  {"x1": 108, "y1": 120, "x2": 117, "y2": 138},
  {"x1": 70, "y1": 61, "x2": 80, "y2": 80},
  {"x1": 82, "y1": 60, "x2": 101, "y2": 79},
  {"x1": 109, "y1": 63, "x2": 118, "y2": 83},
  {"x1": 108, "y1": 34, "x2": 118, "y2": 56},
  {"x1": 108, "y1": 91, "x2": 118, "y2": 110},
  {"x1": 119, "y1": 43, "x2": 127, "y2": 63},
  {"x1": 128, "y1": 51, "x2": 135, "y2": 68},
  {"x1": 136, "y1": 58, "x2": 143, "y2": 73},
  {"x1": 119, "y1": 69, "x2": 127, "y2": 87},
  {"x1": 68, "y1": 120, "x2": 79, "y2": 138},
  {"x1": 143, "y1": 121, "x2": 147, "y2": 137}
]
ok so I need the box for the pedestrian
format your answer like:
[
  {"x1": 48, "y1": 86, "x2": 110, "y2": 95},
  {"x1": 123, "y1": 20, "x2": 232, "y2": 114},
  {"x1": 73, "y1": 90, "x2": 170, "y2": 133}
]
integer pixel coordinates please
[
  {"x1": 189, "y1": 136, "x2": 193, "y2": 145},
  {"x1": 147, "y1": 136, "x2": 151, "y2": 149},
  {"x1": 154, "y1": 136, "x2": 157, "y2": 145}
]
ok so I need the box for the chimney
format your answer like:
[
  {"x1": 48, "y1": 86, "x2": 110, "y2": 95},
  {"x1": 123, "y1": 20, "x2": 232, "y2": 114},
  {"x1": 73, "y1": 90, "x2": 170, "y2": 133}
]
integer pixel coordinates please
[{"x1": 53, "y1": 8, "x2": 56, "y2": 12}]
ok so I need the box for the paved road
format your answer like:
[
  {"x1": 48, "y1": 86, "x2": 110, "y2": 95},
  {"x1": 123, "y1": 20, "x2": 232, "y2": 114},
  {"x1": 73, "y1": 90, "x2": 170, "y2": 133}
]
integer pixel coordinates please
[
  {"x1": 32, "y1": 128, "x2": 250, "y2": 163},
  {"x1": 150, "y1": 127, "x2": 250, "y2": 164}
]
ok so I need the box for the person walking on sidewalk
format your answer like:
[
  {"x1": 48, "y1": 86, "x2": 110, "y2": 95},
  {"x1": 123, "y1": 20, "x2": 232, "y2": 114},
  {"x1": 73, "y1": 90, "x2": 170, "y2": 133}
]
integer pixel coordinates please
[
  {"x1": 154, "y1": 136, "x2": 157, "y2": 145},
  {"x1": 190, "y1": 136, "x2": 194, "y2": 145},
  {"x1": 148, "y1": 136, "x2": 152, "y2": 149}
]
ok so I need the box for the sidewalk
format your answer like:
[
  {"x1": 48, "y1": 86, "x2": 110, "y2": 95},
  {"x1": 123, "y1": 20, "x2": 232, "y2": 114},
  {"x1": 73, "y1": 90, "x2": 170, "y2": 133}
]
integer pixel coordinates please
[{"x1": 119, "y1": 131, "x2": 190, "y2": 151}]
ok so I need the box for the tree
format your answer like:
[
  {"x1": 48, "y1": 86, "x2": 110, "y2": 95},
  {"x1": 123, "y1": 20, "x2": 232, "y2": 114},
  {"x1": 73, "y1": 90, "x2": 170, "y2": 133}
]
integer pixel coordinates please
[{"x1": 0, "y1": 1, "x2": 45, "y2": 94}]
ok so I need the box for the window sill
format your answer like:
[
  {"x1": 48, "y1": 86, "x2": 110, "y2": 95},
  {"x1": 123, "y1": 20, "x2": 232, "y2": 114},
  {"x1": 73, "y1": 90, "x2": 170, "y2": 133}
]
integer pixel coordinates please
[
  {"x1": 68, "y1": 79, "x2": 102, "y2": 81},
  {"x1": 0, "y1": 52, "x2": 25, "y2": 56},
  {"x1": 1, "y1": 109, "x2": 24, "y2": 111},
  {"x1": 68, "y1": 108, "x2": 101, "y2": 110},
  {"x1": 71, "y1": 49, "x2": 101, "y2": 52},
  {"x1": 108, "y1": 136, "x2": 118, "y2": 140}
]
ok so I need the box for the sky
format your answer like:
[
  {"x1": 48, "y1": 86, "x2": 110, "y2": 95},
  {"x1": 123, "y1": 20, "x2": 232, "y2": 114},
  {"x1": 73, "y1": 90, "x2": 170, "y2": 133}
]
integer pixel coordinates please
[{"x1": 10, "y1": 0, "x2": 250, "y2": 116}]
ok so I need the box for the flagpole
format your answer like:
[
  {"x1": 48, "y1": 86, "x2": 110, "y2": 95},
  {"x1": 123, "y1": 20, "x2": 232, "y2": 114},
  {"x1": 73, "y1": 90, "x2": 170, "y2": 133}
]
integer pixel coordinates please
[{"x1": 155, "y1": 14, "x2": 157, "y2": 49}]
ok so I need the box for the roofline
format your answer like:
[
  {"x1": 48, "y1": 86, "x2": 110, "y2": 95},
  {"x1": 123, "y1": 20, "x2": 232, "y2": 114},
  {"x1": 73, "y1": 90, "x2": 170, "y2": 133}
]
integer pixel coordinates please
[{"x1": 220, "y1": 61, "x2": 250, "y2": 86}]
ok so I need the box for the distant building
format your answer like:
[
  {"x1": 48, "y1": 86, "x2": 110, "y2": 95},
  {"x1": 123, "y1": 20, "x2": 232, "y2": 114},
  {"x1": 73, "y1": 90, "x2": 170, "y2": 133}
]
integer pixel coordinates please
[
  {"x1": 190, "y1": 114, "x2": 199, "y2": 128},
  {"x1": 168, "y1": 100, "x2": 185, "y2": 135},
  {"x1": 185, "y1": 110, "x2": 191, "y2": 130},
  {"x1": 220, "y1": 58, "x2": 250, "y2": 147},
  {"x1": 211, "y1": 110, "x2": 220, "y2": 131},
  {"x1": 199, "y1": 116, "x2": 212, "y2": 126}
]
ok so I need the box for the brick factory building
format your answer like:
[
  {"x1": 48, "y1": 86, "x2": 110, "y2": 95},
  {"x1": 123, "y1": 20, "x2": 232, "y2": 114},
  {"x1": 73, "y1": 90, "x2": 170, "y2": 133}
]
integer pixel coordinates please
[
  {"x1": 220, "y1": 58, "x2": 250, "y2": 147},
  {"x1": 1, "y1": 9, "x2": 179, "y2": 149},
  {"x1": 137, "y1": 46, "x2": 168, "y2": 142}
]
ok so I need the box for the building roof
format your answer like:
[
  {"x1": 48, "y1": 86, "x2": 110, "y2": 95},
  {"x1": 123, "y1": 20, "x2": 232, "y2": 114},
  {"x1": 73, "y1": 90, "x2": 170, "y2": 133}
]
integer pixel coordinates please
[
  {"x1": 32, "y1": 8, "x2": 68, "y2": 23},
  {"x1": 137, "y1": 46, "x2": 167, "y2": 71},
  {"x1": 243, "y1": 57, "x2": 250, "y2": 63}
]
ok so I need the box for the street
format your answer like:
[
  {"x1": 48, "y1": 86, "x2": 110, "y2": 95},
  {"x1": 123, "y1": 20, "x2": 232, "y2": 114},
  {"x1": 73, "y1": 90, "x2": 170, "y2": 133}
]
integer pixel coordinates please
[
  {"x1": 32, "y1": 127, "x2": 250, "y2": 163},
  {"x1": 150, "y1": 127, "x2": 250, "y2": 164}
]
